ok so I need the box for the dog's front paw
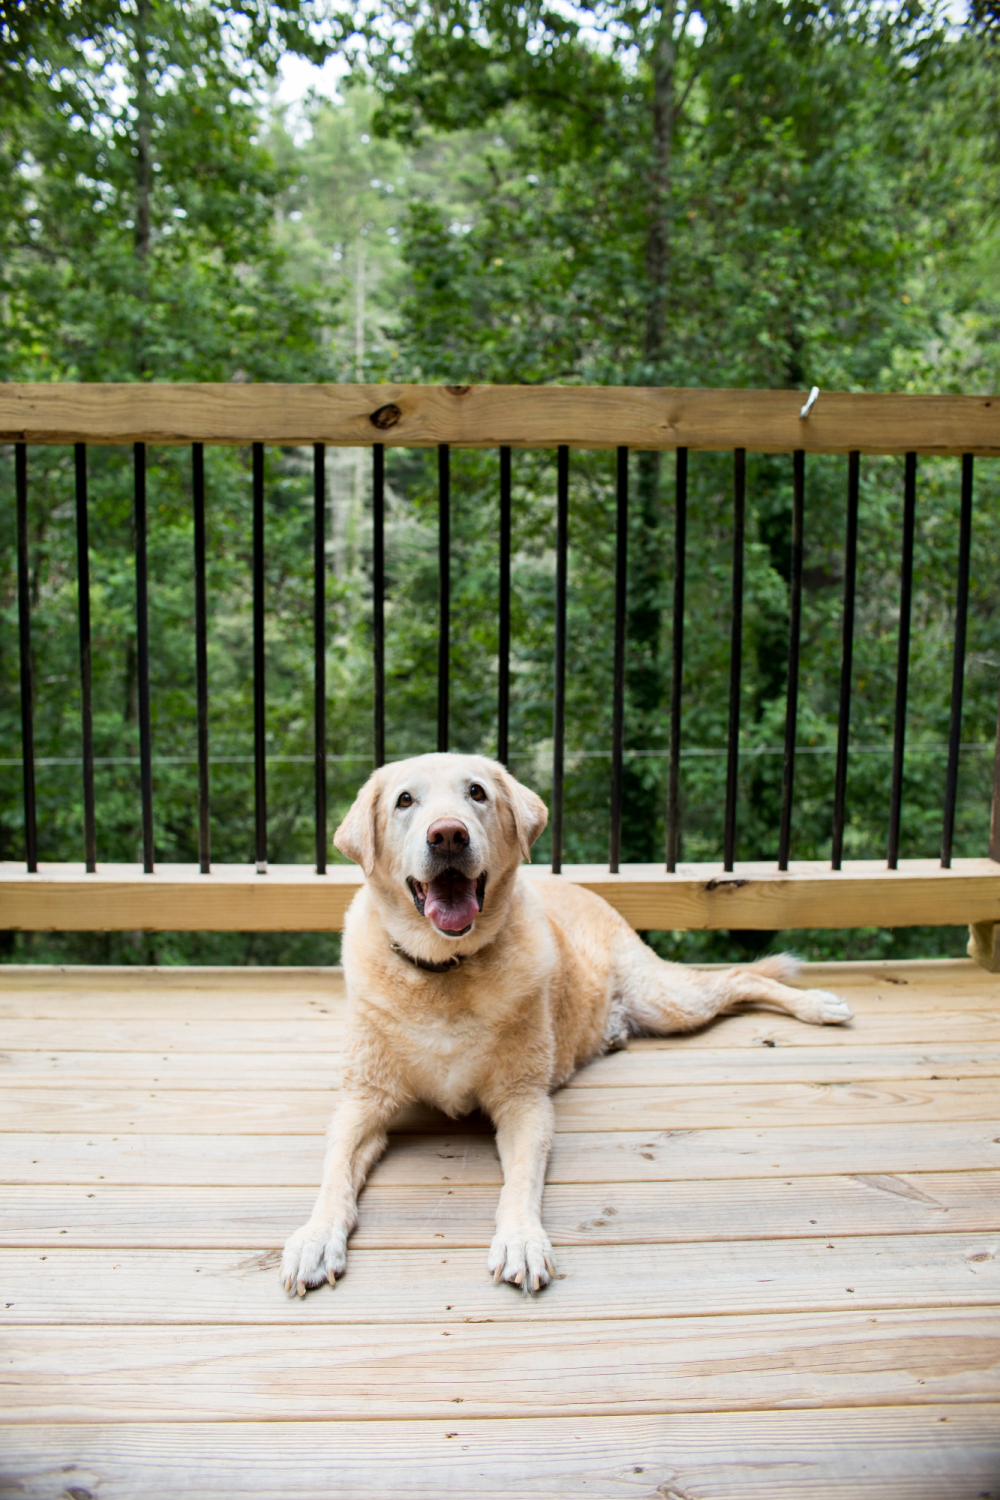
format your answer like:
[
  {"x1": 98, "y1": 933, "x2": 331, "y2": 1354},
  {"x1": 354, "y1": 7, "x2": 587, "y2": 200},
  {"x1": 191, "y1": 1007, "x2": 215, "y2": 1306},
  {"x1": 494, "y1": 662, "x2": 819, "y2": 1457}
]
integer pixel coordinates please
[
  {"x1": 488, "y1": 1228, "x2": 555, "y2": 1295},
  {"x1": 794, "y1": 988, "x2": 854, "y2": 1026},
  {"x1": 280, "y1": 1219, "x2": 346, "y2": 1297}
]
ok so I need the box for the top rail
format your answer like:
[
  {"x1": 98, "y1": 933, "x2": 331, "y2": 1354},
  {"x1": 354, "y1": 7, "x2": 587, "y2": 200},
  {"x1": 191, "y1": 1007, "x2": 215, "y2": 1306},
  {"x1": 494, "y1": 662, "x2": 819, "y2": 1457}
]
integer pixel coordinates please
[{"x1": 1, "y1": 383, "x2": 999, "y2": 455}]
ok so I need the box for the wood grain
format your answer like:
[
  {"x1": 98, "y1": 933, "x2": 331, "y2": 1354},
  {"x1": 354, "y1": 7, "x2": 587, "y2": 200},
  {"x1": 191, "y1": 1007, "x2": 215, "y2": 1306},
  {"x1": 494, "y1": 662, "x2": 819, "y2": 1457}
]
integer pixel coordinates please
[
  {"x1": 3, "y1": 957, "x2": 999, "y2": 1488},
  {"x1": 3, "y1": 858, "x2": 998, "y2": 931},
  {"x1": 0, "y1": 964, "x2": 347, "y2": 992},
  {"x1": 5, "y1": 1309, "x2": 998, "y2": 1422},
  {"x1": 4, "y1": 1007, "x2": 1000, "y2": 1052},
  {"x1": 2, "y1": 381, "x2": 999, "y2": 455},
  {"x1": 2, "y1": 1077, "x2": 996, "y2": 1133},
  {"x1": 1, "y1": 957, "x2": 992, "y2": 1000},
  {"x1": 0, "y1": 990, "x2": 346, "y2": 1021},
  {"x1": 3, "y1": 1173, "x2": 997, "y2": 1248},
  {"x1": 2, "y1": 1235, "x2": 999, "y2": 1324},
  {"x1": 3, "y1": 1408, "x2": 997, "y2": 1500},
  {"x1": 4, "y1": 1042, "x2": 999, "y2": 1089},
  {"x1": 4, "y1": 1122, "x2": 999, "y2": 1186}
]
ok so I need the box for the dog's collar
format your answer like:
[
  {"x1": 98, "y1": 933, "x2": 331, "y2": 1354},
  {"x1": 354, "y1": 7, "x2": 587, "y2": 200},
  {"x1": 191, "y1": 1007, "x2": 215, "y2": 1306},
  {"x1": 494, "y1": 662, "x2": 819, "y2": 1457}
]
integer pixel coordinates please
[{"x1": 390, "y1": 942, "x2": 464, "y2": 974}]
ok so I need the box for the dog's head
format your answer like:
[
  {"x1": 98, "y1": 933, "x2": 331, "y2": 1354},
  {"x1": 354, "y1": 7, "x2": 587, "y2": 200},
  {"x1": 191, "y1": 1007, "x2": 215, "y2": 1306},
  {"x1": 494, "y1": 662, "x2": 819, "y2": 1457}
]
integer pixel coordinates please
[{"x1": 334, "y1": 753, "x2": 547, "y2": 952}]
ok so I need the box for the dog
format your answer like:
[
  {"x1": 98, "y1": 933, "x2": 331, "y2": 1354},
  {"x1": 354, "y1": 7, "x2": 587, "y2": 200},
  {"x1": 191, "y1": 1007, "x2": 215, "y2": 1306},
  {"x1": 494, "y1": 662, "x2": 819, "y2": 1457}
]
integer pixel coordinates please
[{"x1": 281, "y1": 752, "x2": 853, "y2": 1297}]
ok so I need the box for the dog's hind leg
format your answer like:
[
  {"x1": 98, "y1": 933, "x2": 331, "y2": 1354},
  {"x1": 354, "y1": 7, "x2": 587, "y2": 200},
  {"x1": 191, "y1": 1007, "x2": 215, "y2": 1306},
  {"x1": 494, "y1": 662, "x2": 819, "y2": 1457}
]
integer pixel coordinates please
[
  {"x1": 617, "y1": 943, "x2": 853, "y2": 1037},
  {"x1": 709, "y1": 952, "x2": 853, "y2": 1025}
]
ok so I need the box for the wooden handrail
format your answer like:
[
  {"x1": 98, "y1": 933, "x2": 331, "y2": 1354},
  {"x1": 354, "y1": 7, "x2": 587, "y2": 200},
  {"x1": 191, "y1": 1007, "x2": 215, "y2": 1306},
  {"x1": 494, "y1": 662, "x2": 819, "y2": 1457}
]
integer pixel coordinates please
[
  {"x1": 2, "y1": 859, "x2": 998, "y2": 933},
  {"x1": 1, "y1": 383, "x2": 999, "y2": 455}
]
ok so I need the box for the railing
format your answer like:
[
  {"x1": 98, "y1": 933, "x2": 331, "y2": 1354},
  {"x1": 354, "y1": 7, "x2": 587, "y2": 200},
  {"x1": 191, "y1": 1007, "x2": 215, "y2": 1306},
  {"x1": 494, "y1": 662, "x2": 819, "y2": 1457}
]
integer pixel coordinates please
[{"x1": 2, "y1": 383, "x2": 999, "y2": 950}]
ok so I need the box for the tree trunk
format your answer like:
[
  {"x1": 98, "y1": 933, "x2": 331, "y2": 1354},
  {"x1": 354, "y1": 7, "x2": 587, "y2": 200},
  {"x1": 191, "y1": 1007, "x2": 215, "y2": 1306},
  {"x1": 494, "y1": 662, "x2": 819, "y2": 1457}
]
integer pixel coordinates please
[
  {"x1": 645, "y1": 7, "x2": 676, "y2": 371},
  {"x1": 621, "y1": 5, "x2": 678, "y2": 864},
  {"x1": 133, "y1": 0, "x2": 152, "y2": 262}
]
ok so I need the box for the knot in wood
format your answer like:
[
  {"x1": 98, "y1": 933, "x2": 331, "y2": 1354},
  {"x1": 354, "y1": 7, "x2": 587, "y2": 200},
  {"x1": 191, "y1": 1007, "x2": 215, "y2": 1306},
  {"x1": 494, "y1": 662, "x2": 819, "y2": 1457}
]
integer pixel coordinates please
[
  {"x1": 445, "y1": 385, "x2": 471, "y2": 396},
  {"x1": 369, "y1": 403, "x2": 402, "y2": 430}
]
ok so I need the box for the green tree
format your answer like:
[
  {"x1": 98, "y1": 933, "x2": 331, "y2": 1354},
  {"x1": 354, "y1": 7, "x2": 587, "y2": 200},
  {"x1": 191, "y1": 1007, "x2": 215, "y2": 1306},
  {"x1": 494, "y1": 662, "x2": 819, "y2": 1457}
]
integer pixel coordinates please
[
  {"x1": 1, "y1": 0, "x2": 336, "y2": 382},
  {"x1": 0, "y1": 0, "x2": 346, "y2": 964},
  {"x1": 2, "y1": 2, "x2": 998, "y2": 970},
  {"x1": 357, "y1": 0, "x2": 970, "y2": 859}
]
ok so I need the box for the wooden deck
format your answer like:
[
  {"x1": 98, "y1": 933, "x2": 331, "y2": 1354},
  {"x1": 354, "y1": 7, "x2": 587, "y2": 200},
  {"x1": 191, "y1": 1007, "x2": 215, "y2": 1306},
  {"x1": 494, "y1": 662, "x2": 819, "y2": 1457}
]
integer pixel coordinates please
[{"x1": 1, "y1": 958, "x2": 999, "y2": 1499}]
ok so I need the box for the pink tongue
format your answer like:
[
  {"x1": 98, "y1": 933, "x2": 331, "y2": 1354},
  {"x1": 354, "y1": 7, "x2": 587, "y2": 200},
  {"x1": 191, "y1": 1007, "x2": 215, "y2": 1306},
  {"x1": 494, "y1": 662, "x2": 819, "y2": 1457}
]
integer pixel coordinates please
[{"x1": 424, "y1": 873, "x2": 479, "y2": 932}]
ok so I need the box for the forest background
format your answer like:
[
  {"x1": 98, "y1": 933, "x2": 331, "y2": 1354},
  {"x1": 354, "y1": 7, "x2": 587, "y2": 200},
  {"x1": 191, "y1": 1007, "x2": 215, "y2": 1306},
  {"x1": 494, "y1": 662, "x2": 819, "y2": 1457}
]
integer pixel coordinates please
[{"x1": 1, "y1": 0, "x2": 999, "y2": 965}]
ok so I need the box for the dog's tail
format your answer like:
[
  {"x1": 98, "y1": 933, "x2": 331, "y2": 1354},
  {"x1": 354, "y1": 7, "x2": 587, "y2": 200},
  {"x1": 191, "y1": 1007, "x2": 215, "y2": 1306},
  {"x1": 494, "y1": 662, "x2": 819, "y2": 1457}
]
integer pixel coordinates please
[{"x1": 739, "y1": 951, "x2": 801, "y2": 984}]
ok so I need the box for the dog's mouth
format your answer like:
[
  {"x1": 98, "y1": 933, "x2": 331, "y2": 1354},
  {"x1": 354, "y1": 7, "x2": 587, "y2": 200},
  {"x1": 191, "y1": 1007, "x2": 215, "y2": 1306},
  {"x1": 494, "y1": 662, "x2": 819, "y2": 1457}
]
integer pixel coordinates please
[{"x1": 407, "y1": 870, "x2": 487, "y2": 935}]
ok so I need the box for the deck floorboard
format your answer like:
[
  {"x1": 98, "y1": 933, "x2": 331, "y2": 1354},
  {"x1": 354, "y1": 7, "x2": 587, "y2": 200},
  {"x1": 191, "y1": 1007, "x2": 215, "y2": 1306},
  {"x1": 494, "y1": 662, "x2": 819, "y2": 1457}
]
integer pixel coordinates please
[{"x1": 2, "y1": 958, "x2": 999, "y2": 1498}]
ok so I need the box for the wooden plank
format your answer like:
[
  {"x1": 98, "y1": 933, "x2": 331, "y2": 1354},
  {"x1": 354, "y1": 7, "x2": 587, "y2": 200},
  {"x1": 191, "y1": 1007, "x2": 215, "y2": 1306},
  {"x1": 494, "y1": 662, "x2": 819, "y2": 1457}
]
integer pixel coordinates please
[
  {"x1": 0, "y1": 964, "x2": 347, "y2": 991},
  {"x1": 3, "y1": 1043, "x2": 998, "y2": 1089},
  {"x1": 4, "y1": 1122, "x2": 999, "y2": 1186},
  {"x1": 2, "y1": 1077, "x2": 996, "y2": 1132},
  {"x1": 4, "y1": 1310, "x2": 998, "y2": 1423},
  {"x1": 4, "y1": 1006, "x2": 1000, "y2": 1052},
  {"x1": 0, "y1": 1019, "x2": 346, "y2": 1049},
  {"x1": 2, "y1": 1235, "x2": 998, "y2": 1324},
  {"x1": 776, "y1": 957, "x2": 1000, "y2": 997},
  {"x1": 554, "y1": 1045, "x2": 1000, "y2": 1087},
  {"x1": 3, "y1": 858, "x2": 999, "y2": 930},
  {"x1": 2, "y1": 381, "x2": 1000, "y2": 455},
  {"x1": 0, "y1": 1053, "x2": 347, "y2": 1088},
  {"x1": 0, "y1": 992, "x2": 347, "y2": 1022},
  {"x1": 10, "y1": 987, "x2": 991, "y2": 1024},
  {"x1": 549, "y1": 1078, "x2": 1000, "y2": 1131},
  {"x1": 3, "y1": 1173, "x2": 997, "y2": 1249},
  {"x1": 560, "y1": 859, "x2": 1000, "y2": 932},
  {"x1": 3, "y1": 1408, "x2": 998, "y2": 1500},
  {"x1": 0, "y1": 956, "x2": 989, "y2": 987},
  {"x1": 0, "y1": 958, "x2": 993, "y2": 1010},
  {"x1": 0, "y1": 863, "x2": 361, "y2": 932}
]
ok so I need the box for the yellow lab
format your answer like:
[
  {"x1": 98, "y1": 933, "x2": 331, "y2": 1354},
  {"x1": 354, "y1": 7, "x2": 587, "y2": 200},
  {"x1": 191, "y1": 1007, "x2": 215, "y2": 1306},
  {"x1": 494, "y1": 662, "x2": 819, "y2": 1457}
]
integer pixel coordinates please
[{"x1": 281, "y1": 752, "x2": 852, "y2": 1297}]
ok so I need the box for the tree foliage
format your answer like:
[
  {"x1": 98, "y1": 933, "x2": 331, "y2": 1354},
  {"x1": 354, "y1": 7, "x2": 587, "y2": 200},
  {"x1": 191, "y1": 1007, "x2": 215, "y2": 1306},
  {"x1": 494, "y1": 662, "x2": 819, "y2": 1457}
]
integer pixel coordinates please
[
  {"x1": 1, "y1": 0, "x2": 336, "y2": 381},
  {"x1": 1, "y1": 0, "x2": 998, "y2": 966}
]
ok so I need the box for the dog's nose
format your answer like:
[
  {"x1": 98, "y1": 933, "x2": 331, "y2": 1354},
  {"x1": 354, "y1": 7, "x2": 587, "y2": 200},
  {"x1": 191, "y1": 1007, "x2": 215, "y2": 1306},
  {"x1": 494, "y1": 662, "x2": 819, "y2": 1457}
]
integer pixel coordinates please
[{"x1": 426, "y1": 818, "x2": 469, "y2": 855}]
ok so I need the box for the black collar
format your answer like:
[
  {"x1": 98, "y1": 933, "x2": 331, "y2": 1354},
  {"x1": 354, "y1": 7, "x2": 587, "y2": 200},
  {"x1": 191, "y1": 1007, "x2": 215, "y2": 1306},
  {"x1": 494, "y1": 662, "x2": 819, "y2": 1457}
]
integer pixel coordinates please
[{"x1": 390, "y1": 942, "x2": 464, "y2": 973}]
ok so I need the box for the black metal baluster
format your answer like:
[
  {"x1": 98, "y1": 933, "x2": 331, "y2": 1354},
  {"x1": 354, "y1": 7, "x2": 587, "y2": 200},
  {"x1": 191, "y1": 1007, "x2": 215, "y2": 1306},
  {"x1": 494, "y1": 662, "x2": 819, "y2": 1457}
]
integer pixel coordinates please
[
  {"x1": 15, "y1": 444, "x2": 37, "y2": 872},
  {"x1": 192, "y1": 444, "x2": 210, "y2": 874},
  {"x1": 75, "y1": 444, "x2": 96, "y2": 872},
  {"x1": 314, "y1": 443, "x2": 327, "y2": 874},
  {"x1": 497, "y1": 446, "x2": 512, "y2": 766},
  {"x1": 134, "y1": 442, "x2": 154, "y2": 873},
  {"x1": 373, "y1": 443, "x2": 385, "y2": 769},
  {"x1": 438, "y1": 443, "x2": 450, "y2": 754},
  {"x1": 666, "y1": 448, "x2": 687, "y2": 873},
  {"x1": 992, "y1": 679, "x2": 1000, "y2": 863},
  {"x1": 252, "y1": 442, "x2": 267, "y2": 873},
  {"x1": 778, "y1": 450, "x2": 805, "y2": 870},
  {"x1": 609, "y1": 446, "x2": 628, "y2": 873},
  {"x1": 723, "y1": 449, "x2": 745, "y2": 873},
  {"x1": 941, "y1": 456, "x2": 973, "y2": 868},
  {"x1": 887, "y1": 452, "x2": 917, "y2": 870},
  {"x1": 831, "y1": 451, "x2": 859, "y2": 871},
  {"x1": 551, "y1": 446, "x2": 569, "y2": 874}
]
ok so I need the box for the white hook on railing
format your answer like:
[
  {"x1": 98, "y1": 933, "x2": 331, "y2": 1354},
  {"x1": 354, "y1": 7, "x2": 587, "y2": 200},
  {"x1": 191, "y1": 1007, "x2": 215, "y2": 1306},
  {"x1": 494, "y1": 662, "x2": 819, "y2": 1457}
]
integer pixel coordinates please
[{"x1": 800, "y1": 385, "x2": 820, "y2": 419}]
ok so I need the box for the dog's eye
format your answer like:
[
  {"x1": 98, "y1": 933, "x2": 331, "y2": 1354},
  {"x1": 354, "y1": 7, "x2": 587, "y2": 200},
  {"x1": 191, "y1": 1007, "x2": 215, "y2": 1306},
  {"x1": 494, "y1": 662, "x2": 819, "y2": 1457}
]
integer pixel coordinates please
[
  {"x1": 396, "y1": 791, "x2": 413, "y2": 808},
  {"x1": 468, "y1": 783, "x2": 487, "y2": 803}
]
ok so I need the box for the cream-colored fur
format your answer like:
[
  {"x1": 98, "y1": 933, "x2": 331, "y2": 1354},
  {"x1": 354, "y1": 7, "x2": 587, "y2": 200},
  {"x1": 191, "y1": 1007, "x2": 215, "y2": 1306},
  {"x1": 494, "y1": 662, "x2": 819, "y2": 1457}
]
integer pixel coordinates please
[{"x1": 281, "y1": 752, "x2": 853, "y2": 1298}]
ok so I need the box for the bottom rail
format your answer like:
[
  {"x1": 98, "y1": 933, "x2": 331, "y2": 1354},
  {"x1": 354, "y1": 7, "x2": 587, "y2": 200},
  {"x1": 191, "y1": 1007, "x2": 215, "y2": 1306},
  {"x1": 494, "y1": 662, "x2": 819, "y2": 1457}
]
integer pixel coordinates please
[{"x1": 0, "y1": 858, "x2": 997, "y2": 935}]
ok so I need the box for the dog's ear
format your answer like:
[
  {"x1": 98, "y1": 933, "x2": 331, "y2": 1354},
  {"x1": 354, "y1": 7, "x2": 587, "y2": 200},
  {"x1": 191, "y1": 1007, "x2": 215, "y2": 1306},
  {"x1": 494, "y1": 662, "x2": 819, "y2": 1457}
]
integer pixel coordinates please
[
  {"x1": 333, "y1": 772, "x2": 381, "y2": 876},
  {"x1": 495, "y1": 766, "x2": 548, "y2": 863}
]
